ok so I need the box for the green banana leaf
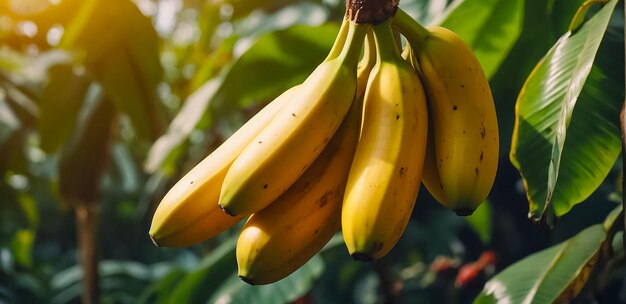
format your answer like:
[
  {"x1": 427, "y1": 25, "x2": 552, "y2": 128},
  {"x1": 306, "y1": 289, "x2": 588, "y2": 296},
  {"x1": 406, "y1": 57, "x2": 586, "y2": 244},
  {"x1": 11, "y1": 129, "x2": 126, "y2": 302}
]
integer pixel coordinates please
[
  {"x1": 206, "y1": 256, "x2": 325, "y2": 304},
  {"x1": 549, "y1": 0, "x2": 587, "y2": 34},
  {"x1": 399, "y1": 0, "x2": 448, "y2": 25},
  {"x1": 474, "y1": 205, "x2": 622, "y2": 303},
  {"x1": 38, "y1": 64, "x2": 91, "y2": 152},
  {"x1": 58, "y1": 90, "x2": 115, "y2": 204},
  {"x1": 50, "y1": 260, "x2": 165, "y2": 304},
  {"x1": 145, "y1": 24, "x2": 338, "y2": 173},
  {"x1": 222, "y1": 0, "x2": 286, "y2": 20},
  {"x1": 144, "y1": 75, "x2": 223, "y2": 174},
  {"x1": 8, "y1": 193, "x2": 38, "y2": 267},
  {"x1": 61, "y1": 0, "x2": 164, "y2": 141},
  {"x1": 465, "y1": 200, "x2": 492, "y2": 244},
  {"x1": 165, "y1": 238, "x2": 238, "y2": 303},
  {"x1": 509, "y1": 0, "x2": 622, "y2": 224},
  {"x1": 58, "y1": 0, "x2": 123, "y2": 64},
  {"x1": 0, "y1": 95, "x2": 20, "y2": 145},
  {"x1": 436, "y1": 0, "x2": 524, "y2": 78},
  {"x1": 217, "y1": 24, "x2": 339, "y2": 110},
  {"x1": 0, "y1": 78, "x2": 38, "y2": 121},
  {"x1": 137, "y1": 268, "x2": 187, "y2": 304},
  {"x1": 151, "y1": 234, "x2": 342, "y2": 303}
]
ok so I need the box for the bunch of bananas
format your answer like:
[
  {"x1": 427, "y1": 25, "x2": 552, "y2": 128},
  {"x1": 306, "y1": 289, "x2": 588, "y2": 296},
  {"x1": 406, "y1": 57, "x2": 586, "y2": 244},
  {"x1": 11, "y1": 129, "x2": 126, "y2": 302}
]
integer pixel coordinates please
[{"x1": 149, "y1": 7, "x2": 498, "y2": 285}]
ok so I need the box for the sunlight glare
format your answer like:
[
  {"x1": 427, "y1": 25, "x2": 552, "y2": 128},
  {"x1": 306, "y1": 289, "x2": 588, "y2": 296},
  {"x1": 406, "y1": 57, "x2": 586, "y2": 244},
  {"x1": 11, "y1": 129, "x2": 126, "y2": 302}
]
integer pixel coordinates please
[
  {"x1": 16, "y1": 21, "x2": 37, "y2": 38},
  {"x1": 46, "y1": 24, "x2": 63, "y2": 46},
  {"x1": 155, "y1": 0, "x2": 182, "y2": 35}
]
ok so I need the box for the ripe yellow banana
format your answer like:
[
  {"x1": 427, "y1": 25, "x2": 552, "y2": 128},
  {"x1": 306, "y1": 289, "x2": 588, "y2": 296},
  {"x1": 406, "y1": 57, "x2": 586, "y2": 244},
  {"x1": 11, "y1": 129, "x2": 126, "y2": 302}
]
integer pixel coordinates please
[
  {"x1": 149, "y1": 86, "x2": 299, "y2": 247},
  {"x1": 236, "y1": 31, "x2": 375, "y2": 285},
  {"x1": 394, "y1": 9, "x2": 499, "y2": 215},
  {"x1": 342, "y1": 21, "x2": 428, "y2": 261},
  {"x1": 148, "y1": 19, "x2": 354, "y2": 247},
  {"x1": 219, "y1": 20, "x2": 366, "y2": 217}
]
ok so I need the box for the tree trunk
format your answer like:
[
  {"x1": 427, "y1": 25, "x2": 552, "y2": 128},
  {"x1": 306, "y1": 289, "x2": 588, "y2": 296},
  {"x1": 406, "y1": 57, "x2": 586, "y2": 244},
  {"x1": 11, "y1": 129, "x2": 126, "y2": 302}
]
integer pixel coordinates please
[{"x1": 76, "y1": 203, "x2": 100, "y2": 304}]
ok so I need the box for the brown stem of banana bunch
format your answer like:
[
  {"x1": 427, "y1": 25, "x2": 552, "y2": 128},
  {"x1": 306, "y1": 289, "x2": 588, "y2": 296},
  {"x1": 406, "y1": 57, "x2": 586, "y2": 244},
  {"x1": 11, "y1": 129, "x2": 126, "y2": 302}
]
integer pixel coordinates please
[
  {"x1": 345, "y1": 0, "x2": 398, "y2": 24},
  {"x1": 76, "y1": 203, "x2": 100, "y2": 304}
]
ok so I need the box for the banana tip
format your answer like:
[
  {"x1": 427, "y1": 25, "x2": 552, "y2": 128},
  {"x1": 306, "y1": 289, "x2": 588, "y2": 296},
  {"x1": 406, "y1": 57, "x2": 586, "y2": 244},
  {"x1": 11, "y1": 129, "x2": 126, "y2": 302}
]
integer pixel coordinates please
[
  {"x1": 351, "y1": 252, "x2": 374, "y2": 262},
  {"x1": 454, "y1": 208, "x2": 475, "y2": 216},
  {"x1": 149, "y1": 234, "x2": 161, "y2": 247},
  {"x1": 239, "y1": 275, "x2": 256, "y2": 285},
  {"x1": 219, "y1": 204, "x2": 237, "y2": 217}
]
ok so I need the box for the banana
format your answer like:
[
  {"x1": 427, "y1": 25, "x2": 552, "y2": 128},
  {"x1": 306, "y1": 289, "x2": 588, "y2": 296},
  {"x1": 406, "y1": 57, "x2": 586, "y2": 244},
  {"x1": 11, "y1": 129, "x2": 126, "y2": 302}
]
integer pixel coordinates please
[
  {"x1": 342, "y1": 21, "x2": 428, "y2": 261},
  {"x1": 393, "y1": 9, "x2": 499, "y2": 215},
  {"x1": 148, "y1": 19, "x2": 354, "y2": 247},
  {"x1": 149, "y1": 86, "x2": 299, "y2": 247},
  {"x1": 219, "y1": 20, "x2": 366, "y2": 217},
  {"x1": 236, "y1": 32, "x2": 375, "y2": 285}
]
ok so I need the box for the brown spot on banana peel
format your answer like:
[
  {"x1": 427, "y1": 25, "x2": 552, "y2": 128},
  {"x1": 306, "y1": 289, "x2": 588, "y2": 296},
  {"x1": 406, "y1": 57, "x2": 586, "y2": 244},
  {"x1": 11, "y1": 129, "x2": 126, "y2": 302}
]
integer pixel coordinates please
[
  {"x1": 480, "y1": 151, "x2": 484, "y2": 161},
  {"x1": 318, "y1": 190, "x2": 332, "y2": 207},
  {"x1": 318, "y1": 187, "x2": 339, "y2": 208},
  {"x1": 452, "y1": 105, "x2": 458, "y2": 110},
  {"x1": 371, "y1": 241, "x2": 384, "y2": 253}
]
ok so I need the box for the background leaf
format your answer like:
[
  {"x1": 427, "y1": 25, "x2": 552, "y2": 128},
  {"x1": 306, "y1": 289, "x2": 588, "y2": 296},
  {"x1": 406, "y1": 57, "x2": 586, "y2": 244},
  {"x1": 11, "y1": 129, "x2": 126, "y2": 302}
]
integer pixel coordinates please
[
  {"x1": 61, "y1": 0, "x2": 164, "y2": 141},
  {"x1": 436, "y1": 0, "x2": 525, "y2": 78},
  {"x1": 38, "y1": 64, "x2": 90, "y2": 152},
  {"x1": 465, "y1": 200, "x2": 492, "y2": 244},
  {"x1": 58, "y1": 89, "x2": 115, "y2": 204},
  {"x1": 474, "y1": 224, "x2": 606, "y2": 303},
  {"x1": 509, "y1": 0, "x2": 622, "y2": 222},
  {"x1": 0, "y1": 95, "x2": 20, "y2": 145},
  {"x1": 549, "y1": 0, "x2": 587, "y2": 34},
  {"x1": 145, "y1": 24, "x2": 339, "y2": 173},
  {"x1": 400, "y1": 0, "x2": 448, "y2": 25},
  {"x1": 166, "y1": 238, "x2": 237, "y2": 303},
  {"x1": 207, "y1": 255, "x2": 325, "y2": 304},
  {"x1": 215, "y1": 23, "x2": 339, "y2": 109}
]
